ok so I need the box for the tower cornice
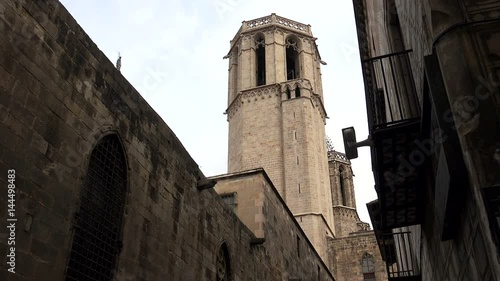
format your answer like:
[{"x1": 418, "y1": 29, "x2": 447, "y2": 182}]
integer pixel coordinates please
[
  {"x1": 224, "y1": 79, "x2": 328, "y2": 122},
  {"x1": 228, "y1": 13, "x2": 319, "y2": 56}
]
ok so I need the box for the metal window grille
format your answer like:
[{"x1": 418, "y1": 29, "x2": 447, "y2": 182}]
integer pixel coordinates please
[
  {"x1": 66, "y1": 134, "x2": 127, "y2": 281},
  {"x1": 362, "y1": 253, "x2": 376, "y2": 281},
  {"x1": 216, "y1": 244, "x2": 231, "y2": 281},
  {"x1": 381, "y1": 231, "x2": 420, "y2": 278},
  {"x1": 220, "y1": 193, "x2": 237, "y2": 211},
  {"x1": 364, "y1": 50, "x2": 420, "y2": 130}
]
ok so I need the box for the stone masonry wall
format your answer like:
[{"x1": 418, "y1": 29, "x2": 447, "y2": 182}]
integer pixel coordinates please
[
  {"x1": 211, "y1": 170, "x2": 335, "y2": 280},
  {"x1": 0, "y1": 1, "x2": 334, "y2": 280},
  {"x1": 328, "y1": 232, "x2": 387, "y2": 281},
  {"x1": 332, "y1": 207, "x2": 360, "y2": 238}
]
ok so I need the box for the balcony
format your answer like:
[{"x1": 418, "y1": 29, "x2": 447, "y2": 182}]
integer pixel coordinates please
[
  {"x1": 363, "y1": 50, "x2": 424, "y2": 229},
  {"x1": 364, "y1": 50, "x2": 420, "y2": 130},
  {"x1": 380, "y1": 231, "x2": 421, "y2": 281}
]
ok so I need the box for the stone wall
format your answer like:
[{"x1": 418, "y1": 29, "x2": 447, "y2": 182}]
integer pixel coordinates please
[
  {"x1": 332, "y1": 207, "x2": 360, "y2": 238},
  {"x1": 328, "y1": 232, "x2": 387, "y2": 281},
  {"x1": 0, "y1": 1, "x2": 335, "y2": 280},
  {"x1": 211, "y1": 169, "x2": 335, "y2": 280}
]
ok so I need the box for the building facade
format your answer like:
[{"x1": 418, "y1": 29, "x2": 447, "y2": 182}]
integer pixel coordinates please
[
  {"x1": 0, "y1": 2, "x2": 334, "y2": 280},
  {"x1": 327, "y1": 151, "x2": 388, "y2": 281},
  {"x1": 224, "y1": 14, "x2": 335, "y2": 260},
  {"x1": 0, "y1": 0, "x2": 393, "y2": 280},
  {"x1": 345, "y1": 0, "x2": 500, "y2": 280},
  {"x1": 219, "y1": 14, "x2": 388, "y2": 280}
]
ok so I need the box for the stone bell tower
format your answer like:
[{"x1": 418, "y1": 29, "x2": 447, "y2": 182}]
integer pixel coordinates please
[
  {"x1": 328, "y1": 151, "x2": 370, "y2": 237},
  {"x1": 224, "y1": 13, "x2": 334, "y2": 259}
]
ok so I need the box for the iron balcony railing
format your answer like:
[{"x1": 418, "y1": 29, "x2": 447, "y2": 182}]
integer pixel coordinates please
[
  {"x1": 380, "y1": 231, "x2": 420, "y2": 279},
  {"x1": 363, "y1": 50, "x2": 420, "y2": 131}
]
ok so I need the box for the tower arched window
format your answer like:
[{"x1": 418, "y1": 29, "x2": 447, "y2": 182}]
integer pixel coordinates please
[
  {"x1": 65, "y1": 134, "x2": 127, "y2": 281},
  {"x1": 295, "y1": 86, "x2": 301, "y2": 98},
  {"x1": 255, "y1": 34, "x2": 266, "y2": 86},
  {"x1": 339, "y1": 165, "x2": 347, "y2": 205},
  {"x1": 216, "y1": 243, "x2": 231, "y2": 281},
  {"x1": 362, "y1": 253, "x2": 376, "y2": 281},
  {"x1": 286, "y1": 37, "x2": 300, "y2": 80}
]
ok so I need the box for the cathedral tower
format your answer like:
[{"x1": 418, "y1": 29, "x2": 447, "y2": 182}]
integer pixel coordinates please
[
  {"x1": 328, "y1": 151, "x2": 370, "y2": 237},
  {"x1": 225, "y1": 14, "x2": 334, "y2": 258}
]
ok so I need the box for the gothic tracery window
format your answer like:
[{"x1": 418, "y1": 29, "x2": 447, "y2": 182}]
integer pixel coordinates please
[
  {"x1": 216, "y1": 243, "x2": 231, "y2": 281},
  {"x1": 65, "y1": 134, "x2": 127, "y2": 281},
  {"x1": 362, "y1": 253, "x2": 376, "y2": 281}
]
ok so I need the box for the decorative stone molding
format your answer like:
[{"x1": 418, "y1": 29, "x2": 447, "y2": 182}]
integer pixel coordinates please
[
  {"x1": 275, "y1": 15, "x2": 310, "y2": 34},
  {"x1": 279, "y1": 78, "x2": 312, "y2": 96},
  {"x1": 333, "y1": 206, "x2": 358, "y2": 218},
  {"x1": 311, "y1": 94, "x2": 328, "y2": 121},
  {"x1": 328, "y1": 151, "x2": 351, "y2": 164},
  {"x1": 247, "y1": 15, "x2": 272, "y2": 29},
  {"x1": 357, "y1": 221, "x2": 371, "y2": 231},
  {"x1": 230, "y1": 14, "x2": 312, "y2": 50},
  {"x1": 225, "y1": 84, "x2": 281, "y2": 120}
]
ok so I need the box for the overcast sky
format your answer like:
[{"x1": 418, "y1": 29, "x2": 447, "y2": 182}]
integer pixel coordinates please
[{"x1": 59, "y1": 0, "x2": 377, "y2": 225}]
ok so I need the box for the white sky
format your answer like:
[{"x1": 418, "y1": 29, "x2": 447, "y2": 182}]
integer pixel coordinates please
[{"x1": 60, "y1": 0, "x2": 377, "y2": 225}]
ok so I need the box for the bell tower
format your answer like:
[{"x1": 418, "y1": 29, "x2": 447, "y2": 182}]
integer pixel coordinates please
[{"x1": 225, "y1": 14, "x2": 334, "y2": 259}]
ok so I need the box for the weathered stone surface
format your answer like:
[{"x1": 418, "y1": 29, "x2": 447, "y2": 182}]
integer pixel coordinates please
[{"x1": 0, "y1": 1, "x2": 337, "y2": 281}]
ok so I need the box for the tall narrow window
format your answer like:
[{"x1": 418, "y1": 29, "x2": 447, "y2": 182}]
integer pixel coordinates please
[
  {"x1": 295, "y1": 86, "x2": 301, "y2": 98},
  {"x1": 255, "y1": 35, "x2": 266, "y2": 86},
  {"x1": 286, "y1": 88, "x2": 291, "y2": 99},
  {"x1": 286, "y1": 37, "x2": 300, "y2": 80},
  {"x1": 66, "y1": 134, "x2": 127, "y2": 281},
  {"x1": 339, "y1": 165, "x2": 347, "y2": 205},
  {"x1": 362, "y1": 253, "x2": 376, "y2": 281},
  {"x1": 216, "y1": 243, "x2": 231, "y2": 281}
]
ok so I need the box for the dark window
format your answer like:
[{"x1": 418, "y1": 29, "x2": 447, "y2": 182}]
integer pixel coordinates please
[
  {"x1": 362, "y1": 253, "x2": 376, "y2": 281},
  {"x1": 339, "y1": 166, "x2": 347, "y2": 205},
  {"x1": 286, "y1": 38, "x2": 300, "y2": 80},
  {"x1": 286, "y1": 88, "x2": 291, "y2": 99},
  {"x1": 65, "y1": 134, "x2": 127, "y2": 281},
  {"x1": 256, "y1": 35, "x2": 266, "y2": 86},
  {"x1": 216, "y1": 243, "x2": 231, "y2": 281},
  {"x1": 221, "y1": 193, "x2": 237, "y2": 211},
  {"x1": 295, "y1": 87, "x2": 301, "y2": 97}
]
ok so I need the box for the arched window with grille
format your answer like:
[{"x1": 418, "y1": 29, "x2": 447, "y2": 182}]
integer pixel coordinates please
[
  {"x1": 216, "y1": 243, "x2": 231, "y2": 281},
  {"x1": 65, "y1": 134, "x2": 127, "y2": 281},
  {"x1": 362, "y1": 253, "x2": 376, "y2": 281}
]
